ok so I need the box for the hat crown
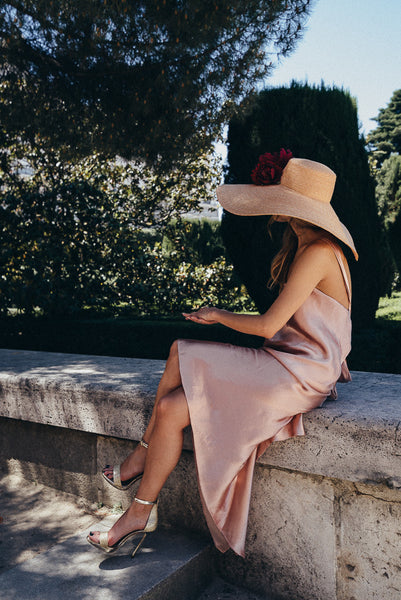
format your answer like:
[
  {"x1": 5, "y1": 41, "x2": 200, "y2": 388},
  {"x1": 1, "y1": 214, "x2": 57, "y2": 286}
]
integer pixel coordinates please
[{"x1": 281, "y1": 158, "x2": 336, "y2": 204}]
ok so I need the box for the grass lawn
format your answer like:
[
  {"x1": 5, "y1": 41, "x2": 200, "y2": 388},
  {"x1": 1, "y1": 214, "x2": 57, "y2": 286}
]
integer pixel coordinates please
[
  {"x1": 348, "y1": 291, "x2": 401, "y2": 374},
  {"x1": 375, "y1": 291, "x2": 401, "y2": 321},
  {"x1": 0, "y1": 292, "x2": 400, "y2": 374}
]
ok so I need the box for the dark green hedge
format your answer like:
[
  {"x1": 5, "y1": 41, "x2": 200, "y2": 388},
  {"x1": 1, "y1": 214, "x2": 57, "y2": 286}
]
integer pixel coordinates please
[
  {"x1": 0, "y1": 316, "x2": 261, "y2": 360},
  {"x1": 0, "y1": 315, "x2": 399, "y2": 374}
]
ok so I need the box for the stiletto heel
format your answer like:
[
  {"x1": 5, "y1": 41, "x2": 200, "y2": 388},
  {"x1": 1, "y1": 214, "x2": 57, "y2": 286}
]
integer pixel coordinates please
[
  {"x1": 131, "y1": 532, "x2": 147, "y2": 558},
  {"x1": 101, "y1": 438, "x2": 149, "y2": 491},
  {"x1": 87, "y1": 497, "x2": 158, "y2": 556}
]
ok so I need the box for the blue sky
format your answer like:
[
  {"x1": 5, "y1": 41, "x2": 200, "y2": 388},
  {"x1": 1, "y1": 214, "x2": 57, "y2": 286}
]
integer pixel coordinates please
[{"x1": 268, "y1": 0, "x2": 401, "y2": 135}]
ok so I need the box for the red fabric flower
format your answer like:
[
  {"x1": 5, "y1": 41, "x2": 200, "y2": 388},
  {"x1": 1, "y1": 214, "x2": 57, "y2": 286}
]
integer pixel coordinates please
[{"x1": 251, "y1": 148, "x2": 293, "y2": 185}]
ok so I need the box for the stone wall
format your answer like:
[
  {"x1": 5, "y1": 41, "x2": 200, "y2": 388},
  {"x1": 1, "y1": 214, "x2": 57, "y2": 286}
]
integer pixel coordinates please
[{"x1": 1, "y1": 349, "x2": 401, "y2": 600}]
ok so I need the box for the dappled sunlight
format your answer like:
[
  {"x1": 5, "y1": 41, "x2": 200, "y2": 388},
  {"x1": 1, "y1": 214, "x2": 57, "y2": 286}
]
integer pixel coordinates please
[
  {"x1": 0, "y1": 349, "x2": 164, "y2": 440},
  {"x1": 0, "y1": 474, "x2": 106, "y2": 575},
  {"x1": 0, "y1": 349, "x2": 164, "y2": 381},
  {"x1": 0, "y1": 475, "x2": 209, "y2": 600}
]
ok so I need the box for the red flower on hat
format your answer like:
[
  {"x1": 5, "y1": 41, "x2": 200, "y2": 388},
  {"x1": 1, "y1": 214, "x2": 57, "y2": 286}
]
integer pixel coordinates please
[{"x1": 251, "y1": 148, "x2": 293, "y2": 185}]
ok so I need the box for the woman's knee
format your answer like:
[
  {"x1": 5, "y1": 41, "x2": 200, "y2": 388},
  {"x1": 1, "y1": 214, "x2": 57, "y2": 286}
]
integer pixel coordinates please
[
  {"x1": 168, "y1": 340, "x2": 179, "y2": 360},
  {"x1": 155, "y1": 390, "x2": 189, "y2": 428},
  {"x1": 165, "y1": 340, "x2": 180, "y2": 375},
  {"x1": 156, "y1": 394, "x2": 176, "y2": 421}
]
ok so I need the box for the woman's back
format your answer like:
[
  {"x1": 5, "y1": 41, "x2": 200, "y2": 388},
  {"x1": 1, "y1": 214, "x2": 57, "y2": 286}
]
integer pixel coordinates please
[{"x1": 311, "y1": 239, "x2": 351, "y2": 310}]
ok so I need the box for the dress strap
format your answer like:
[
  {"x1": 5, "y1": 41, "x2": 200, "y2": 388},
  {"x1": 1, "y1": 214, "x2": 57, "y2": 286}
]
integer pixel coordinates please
[{"x1": 320, "y1": 238, "x2": 352, "y2": 308}]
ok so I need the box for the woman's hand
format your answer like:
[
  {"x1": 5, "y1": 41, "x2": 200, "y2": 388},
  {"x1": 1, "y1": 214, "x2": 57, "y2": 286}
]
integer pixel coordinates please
[{"x1": 182, "y1": 306, "x2": 220, "y2": 325}]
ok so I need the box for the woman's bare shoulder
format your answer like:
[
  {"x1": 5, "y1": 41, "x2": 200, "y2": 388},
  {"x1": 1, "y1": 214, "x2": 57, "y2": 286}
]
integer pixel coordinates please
[
  {"x1": 305, "y1": 238, "x2": 337, "y2": 254},
  {"x1": 294, "y1": 238, "x2": 335, "y2": 268},
  {"x1": 302, "y1": 238, "x2": 348, "y2": 268}
]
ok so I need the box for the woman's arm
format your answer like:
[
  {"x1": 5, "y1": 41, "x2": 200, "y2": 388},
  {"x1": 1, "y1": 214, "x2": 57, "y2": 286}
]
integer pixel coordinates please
[{"x1": 183, "y1": 242, "x2": 333, "y2": 339}]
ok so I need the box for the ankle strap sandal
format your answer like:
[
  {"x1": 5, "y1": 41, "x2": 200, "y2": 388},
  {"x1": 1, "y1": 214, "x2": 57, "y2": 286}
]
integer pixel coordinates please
[{"x1": 101, "y1": 438, "x2": 148, "y2": 491}]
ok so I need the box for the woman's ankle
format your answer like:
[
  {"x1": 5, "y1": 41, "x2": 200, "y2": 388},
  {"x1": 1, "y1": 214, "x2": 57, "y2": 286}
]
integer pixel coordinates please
[{"x1": 120, "y1": 446, "x2": 146, "y2": 479}]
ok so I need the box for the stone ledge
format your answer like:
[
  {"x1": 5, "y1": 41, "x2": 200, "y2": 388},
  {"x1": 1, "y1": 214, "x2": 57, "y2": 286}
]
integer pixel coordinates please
[
  {"x1": 1, "y1": 348, "x2": 401, "y2": 486},
  {"x1": 0, "y1": 348, "x2": 164, "y2": 442}
]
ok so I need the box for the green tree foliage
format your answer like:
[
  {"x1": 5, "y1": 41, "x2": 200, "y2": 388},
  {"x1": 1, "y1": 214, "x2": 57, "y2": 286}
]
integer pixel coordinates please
[
  {"x1": 375, "y1": 155, "x2": 401, "y2": 225},
  {"x1": 0, "y1": 0, "x2": 312, "y2": 164},
  {"x1": 162, "y1": 219, "x2": 226, "y2": 265},
  {"x1": 368, "y1": 92, "x2": 401, "y2": 286},
  {"x1": 112, "y1": 218, "x2": 254, "y2": 315},
  {"x1": 222, "y1": 82, "x2": 392, "y2": 327},
  {"x1": 0, "y1": 139, "x2": 225, "y2": 315},
  {"x1": 367, "y1": 89, "x2": 401, "y2": 169},
  {"x1": 374, "y1": 155, "x2": 401, "y2": 285}
]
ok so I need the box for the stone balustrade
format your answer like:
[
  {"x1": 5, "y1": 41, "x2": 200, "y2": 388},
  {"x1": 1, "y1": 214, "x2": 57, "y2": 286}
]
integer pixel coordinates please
[{"x1": 1, "y1": 348, "x2": 400, "y2": 600}]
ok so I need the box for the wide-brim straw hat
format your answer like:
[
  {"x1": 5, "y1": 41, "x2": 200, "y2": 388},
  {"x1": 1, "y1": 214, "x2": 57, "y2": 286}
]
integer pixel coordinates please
[{"x1": 217, "y1": 157, "x2": 358, "y2": 260}]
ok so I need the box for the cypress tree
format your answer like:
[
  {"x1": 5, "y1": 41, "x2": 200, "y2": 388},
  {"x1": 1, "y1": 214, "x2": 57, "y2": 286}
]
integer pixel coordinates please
[
  {"x1": 368, "y1": 91, "x2": 401, "y2": 285},
  {"x1": 367, "y1": 89, "x2": 401, "y2": 169},
  {"x1": 374, "y1": 155, "x2": 401, "y2": 285},
  {"x1": 222, "y1": 82, "x2": 392, "y2": 327}
]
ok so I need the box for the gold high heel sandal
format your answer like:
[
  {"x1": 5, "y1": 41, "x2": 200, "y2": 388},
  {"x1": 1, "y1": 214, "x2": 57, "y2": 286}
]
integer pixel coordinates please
[
  {"x1": 102, "y1": 439, "x2": 148, "y2": 491},
  {"x1": 87, "y1": 496, "x2": 158, "y2": 558}
]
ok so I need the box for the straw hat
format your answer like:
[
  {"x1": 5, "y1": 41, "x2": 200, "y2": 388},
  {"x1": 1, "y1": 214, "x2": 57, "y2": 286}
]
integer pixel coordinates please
[{"x1": 217, "y1": 156, "x2": 358, "y2": 260}]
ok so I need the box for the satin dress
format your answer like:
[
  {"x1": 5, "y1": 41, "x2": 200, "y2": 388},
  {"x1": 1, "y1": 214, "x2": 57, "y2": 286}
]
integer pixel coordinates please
[{"x1": 177, "y1": 240, "x2": 352, "y2": 557}]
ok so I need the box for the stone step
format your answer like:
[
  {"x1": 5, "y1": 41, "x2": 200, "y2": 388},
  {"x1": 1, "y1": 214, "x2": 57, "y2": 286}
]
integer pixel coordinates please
[
  {"x1": 198, "y1": 577, "x2": 267, "y2": 600},
  {"x1": 0, "y1": 475, "x2": 264, "y2": 600},
  {"x1": 0, "y1": 516, "x2": 214, "y2": 600}
]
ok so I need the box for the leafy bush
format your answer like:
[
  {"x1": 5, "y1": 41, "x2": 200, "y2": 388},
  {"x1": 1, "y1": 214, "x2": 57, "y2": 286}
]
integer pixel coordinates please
[
  {"x1": 112, "y1": 220, "x2": 254, "y2": 315},
  {"x1": 0, "y1": 141, "x2": 227, "y2": 316},
  {"x1": 127, "y1": 248, "x2": 254, "y2": 314},
  {"x1": 0, "y1": 102, "x2": 257, "y2": 318},
  {"x1": 162, "y1": 219, "x2": 226, "y2": 266}
]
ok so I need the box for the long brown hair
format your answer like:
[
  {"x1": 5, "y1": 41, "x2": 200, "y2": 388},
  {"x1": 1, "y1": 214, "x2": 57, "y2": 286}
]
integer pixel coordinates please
[
  {"x1": 267, "y1": 217, "x2": 298, "y2": 290},
  {"x1": 267, "y1": 217, "x2": 324, "y2": 290}
]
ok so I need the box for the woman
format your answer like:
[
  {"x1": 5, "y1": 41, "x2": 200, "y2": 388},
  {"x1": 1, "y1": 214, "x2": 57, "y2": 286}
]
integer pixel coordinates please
[{"x1": 87, "y1": 155, "x2": 358, "y2": 558}]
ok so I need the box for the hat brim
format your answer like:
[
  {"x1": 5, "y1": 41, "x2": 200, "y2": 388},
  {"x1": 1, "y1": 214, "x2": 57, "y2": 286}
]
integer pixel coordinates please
[{"x1": 217, "y1": 183, "x2": 358, "y2": 260}]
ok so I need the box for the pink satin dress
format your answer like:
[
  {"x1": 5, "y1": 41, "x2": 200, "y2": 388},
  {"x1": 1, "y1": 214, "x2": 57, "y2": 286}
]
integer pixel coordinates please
[{"x1": 177, "y1": 240, "x2": 352, "y2": 557}]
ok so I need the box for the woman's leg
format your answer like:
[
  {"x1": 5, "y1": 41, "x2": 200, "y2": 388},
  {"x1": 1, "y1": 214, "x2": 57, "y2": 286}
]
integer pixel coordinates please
[
  {"x1": 90, "y1": 385, "x2": 190, "y2": 545},
  {"x1": 104, "y1": 340, "x2": 183, "y2": 482}
]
